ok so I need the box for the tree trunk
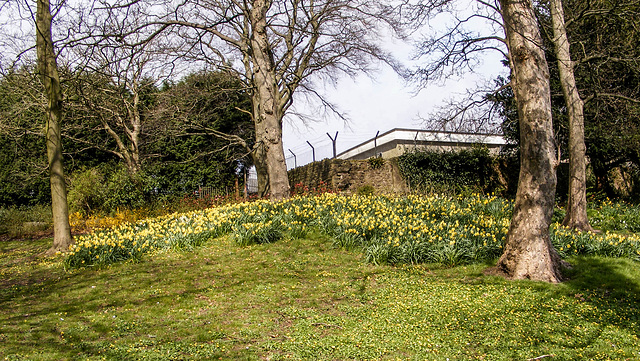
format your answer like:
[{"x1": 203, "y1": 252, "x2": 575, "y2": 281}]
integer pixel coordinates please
[
  {"x1": 125, "y1": 84, "x2": 142, "y2": 174},
  {"x1": 252, "y1": 144, "x2": 270, "y2": 197},
  {"x1": 549, "y1": 0, "x2": 594, "y2": 232},
  {"x1": 495, "y1": 0, "x2": 564, "y2": 282},
  {"x1": 36, "y1": 0, "x2": 73, "y2": 255},
  {"x1": 249, "y1": 0, "x2": 290, "y2": 200}
]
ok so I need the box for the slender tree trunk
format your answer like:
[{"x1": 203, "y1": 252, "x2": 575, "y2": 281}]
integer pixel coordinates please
[
  {"x1": 125, "y1": 85, "x2": 142, "y2": 174},
  {"x1": 102, "y1": 119, "x2": 140, "y2": 175},
  {"x1": 249, "y1": 0, "x2": 290, "y2": 200},
  {"x1": 495, "y1": 0, "x2": 564, "y2": 282},
  {"x1": 549, "y1": 0, "x2": 594, "y2": 232},
  {"x1": 252, "y1": 144, "x2": 270, "y2": 197},
  {"x1": 36, "y1": 0, "x2": 73, "y2": 254}
]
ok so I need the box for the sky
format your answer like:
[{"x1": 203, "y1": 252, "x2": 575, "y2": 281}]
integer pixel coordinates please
[
  {"x1": 280, "y1": 0, "x2": 509, "y2": 170},
  {"x1": 281, "y1": 50, "x2": 508, "y2": 170}
]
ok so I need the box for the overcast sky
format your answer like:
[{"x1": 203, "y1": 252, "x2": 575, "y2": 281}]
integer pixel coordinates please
[{"x1": 280, "y1": 0, "x2": 508, "y2": 169}]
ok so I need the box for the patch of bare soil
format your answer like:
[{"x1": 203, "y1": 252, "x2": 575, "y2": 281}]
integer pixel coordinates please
[{"x1": 482, "y1": 265, "x2": 510, "y2": 279}]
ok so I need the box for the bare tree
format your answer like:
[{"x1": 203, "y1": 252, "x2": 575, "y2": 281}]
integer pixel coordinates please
[
  {"x1": 494, "y1": 0, "x2": 564, "y2": 282},
  {"x1": 99, "y1": 0, "x2": 412, "y2": 200},
  {"x1": 547, "y1": 0, "x2": 593, "y2": 232},
  {"x1": 411, "y1": 0, "x2": 564, "y2": 282},
  {"x1": 409, "y1": 0, "x2": 509, "y2": 133},
  {"x1": 36, "y1": 0, "x2": 73, "y2": 254},
  {"x1": 65, "y1": 43, "x2": 163, "y2": 175}
]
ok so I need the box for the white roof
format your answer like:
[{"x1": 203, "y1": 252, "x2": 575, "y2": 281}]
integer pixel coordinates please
[{"x1": 337, "y1": 128, "x2": 506, "y2": 159}]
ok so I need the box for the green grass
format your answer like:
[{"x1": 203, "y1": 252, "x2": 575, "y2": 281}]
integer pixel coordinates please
[{"x1": 2, "y1": 234, "x2": 640, "y2": 360}]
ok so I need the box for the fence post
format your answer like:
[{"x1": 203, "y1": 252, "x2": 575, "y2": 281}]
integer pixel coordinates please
[
  {"x1": 288, "y1": 148, "x2": 297, "y2": 168},
  {"x1": 327, "y1": 131, "x2": 338, "y2": 158},
  {"x1": 243, "y1": 168, "x2": 248, "y2": 199},
  {"x1": 306, "y1": 141, "x2": 315, "y2": 162}
]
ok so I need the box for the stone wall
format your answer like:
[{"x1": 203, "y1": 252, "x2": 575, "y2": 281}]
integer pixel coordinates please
[{"x1": 288, "y1": 158, "x2": 408, "y2": 194}]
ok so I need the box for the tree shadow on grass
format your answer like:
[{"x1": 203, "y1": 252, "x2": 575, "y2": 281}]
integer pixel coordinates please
[
  {"x1": 0, "y1": 236, "x2": 363, "y2": 360},
  {"x1": 564, "y1": 256, "x2": 640, "y2": 300},
  {"x1": 554, "y1": 256, "x2": 640, "y2": 339},
  {"x1": 562, "y1": 256, "x2": 640, "y2": 327},
  {"x1": 470, "y1": 256, "x2": 640, "y2": 358}
]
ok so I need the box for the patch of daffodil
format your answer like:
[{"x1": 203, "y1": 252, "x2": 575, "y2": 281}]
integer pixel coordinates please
[{"x1": 65, "y1": 193, "x2": 640, "y2": 268}]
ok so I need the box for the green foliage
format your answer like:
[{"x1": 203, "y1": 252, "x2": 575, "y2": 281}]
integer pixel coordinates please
[
  {"x1": 101, "y1": 167, "x2": 150, "y2": 213},
  {"x1": 135, "y1": 70, "x2": 253, "y2": 200},
  {"x1": 0, "y1": 134, "x2": 50, "y2": 206},
  {"x1": 0, "y1": 69, "x2": 51, "y2": 207},
  {"x1": 367, "y1": 156, "x2": 385, "y2": 169},
  {"x1": 398, "y1": 147, "x2": 504, "y2": 195},
  {"x1": 232, "y1": 220, "x2": 284, "y2": 246},
  {"x1": 0, "y1": 205, "x2": 52, "y2": 237},
  {"x1": 355, "y1": 184, "x2": 376, "y2": 196},
  {"x1": 495, "y1": 0, "x2": 640, "y2": 200},
  {"x1": 66, "y1": 167, "x2": 106, "y2": 215},
  {"x1": 67, "y1": 165, "x2": 150, "y2": 216},
  {"x1": 1, "y1": 67, "x2": 252, "y2": 209},
  {"x1": 587, "y1": 199, "x2": 640, "y2": 233}
]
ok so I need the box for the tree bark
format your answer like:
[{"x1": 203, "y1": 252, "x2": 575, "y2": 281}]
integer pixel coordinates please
[
  {"x1": 549, "y1": 0, "x2": 594, "y2": 232},
  {"x1": 252, "y1": 144, "x2": 270, "y2": 197},
  {"x1": 123, "y1": 82, "x2": 142, "y2": 174},
  {"x1": 249, "y1": 0, "x2": 290, "y2": 200},
  {"x1": 495, "y1": 0, "x2": 564, "y2": 282},
  {"x1": 36, "y1": 0, "x2": 73, "y2": 254}
]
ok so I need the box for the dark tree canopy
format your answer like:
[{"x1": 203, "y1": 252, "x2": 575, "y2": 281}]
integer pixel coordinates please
[{"x1": 0, "y1": 66, "x2": 253, "y2": 210}]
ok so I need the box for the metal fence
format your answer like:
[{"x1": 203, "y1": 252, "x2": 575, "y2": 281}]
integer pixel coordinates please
[
  {"x1": 196, "y1": 186, "x2": 231, "y2": 199},
  {"x1": 246, "y1": 175, "x2": 258, "y2": 194}
]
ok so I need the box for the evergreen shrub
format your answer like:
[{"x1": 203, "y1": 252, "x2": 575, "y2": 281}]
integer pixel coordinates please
[{"x1": 398, "y1": 147, "x2": 510, "y2": 195}]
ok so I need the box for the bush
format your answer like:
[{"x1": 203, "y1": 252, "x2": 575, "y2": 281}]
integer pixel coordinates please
[
  {"x1": 0, "y1": 205, "x2": 52, "y2": 237},
  {"x1": 67, "y1": 165, "x2": 151, "y2": 216},
  {"x1": 368, "y1": 157, "x2": 385, "y2": 170},
  {"x1": 398, "y1": 147, "x2": 504, "y2": 195},
  {"x1": 67, "y1": 167, "x2": 106, "y2": 215},
  {"x1": 356, "y1": 184, "x2": 376, "y2": 196},
  {"x1": 102, "y1": 167, "x2": 150, "y2": 213}
]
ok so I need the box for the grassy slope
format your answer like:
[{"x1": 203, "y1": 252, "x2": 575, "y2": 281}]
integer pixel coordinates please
[{"x1": 1, "y1": 235, "x2": 639, "y2": 360}]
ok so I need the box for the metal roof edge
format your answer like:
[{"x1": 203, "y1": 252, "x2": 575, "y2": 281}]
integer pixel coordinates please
[{"x1": 336, "y1": 128, "x2": 505, "y2": 159}]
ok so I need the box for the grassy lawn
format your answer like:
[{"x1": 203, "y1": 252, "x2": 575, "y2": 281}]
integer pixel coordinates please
[{"x1": 1, "y1": 232, "x2": 639, "y2": 360}]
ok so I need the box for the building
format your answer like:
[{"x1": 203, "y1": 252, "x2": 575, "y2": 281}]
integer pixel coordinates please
[{"x1": 336, "y1": 128, "x2": 507, "y2": 160}]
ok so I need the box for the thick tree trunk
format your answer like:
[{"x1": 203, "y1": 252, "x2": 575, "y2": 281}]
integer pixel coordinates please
[
  {"x1": 252, "y1": 96, "x2": 290, "y2": 200},
  {"x1": 549, "y1": 0, "x2": 594, "y2": 232},
  {"x1": 495, "y1": 0, "x2": 564, "y2": 282},
  {"x1": 36, "y1": 0, "x2": 73, "y2": 255},
  {"x1": 250, "y1": 0, "x2": 290, "y2": 200}
]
